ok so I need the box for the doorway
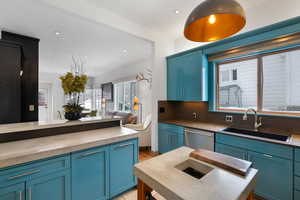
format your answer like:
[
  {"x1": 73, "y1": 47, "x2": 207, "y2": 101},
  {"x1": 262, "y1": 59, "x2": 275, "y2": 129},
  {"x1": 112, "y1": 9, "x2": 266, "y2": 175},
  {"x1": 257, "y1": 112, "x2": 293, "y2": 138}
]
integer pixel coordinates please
[{"x1": 38, "y1": 83, "x2": 53, "y2": 122}]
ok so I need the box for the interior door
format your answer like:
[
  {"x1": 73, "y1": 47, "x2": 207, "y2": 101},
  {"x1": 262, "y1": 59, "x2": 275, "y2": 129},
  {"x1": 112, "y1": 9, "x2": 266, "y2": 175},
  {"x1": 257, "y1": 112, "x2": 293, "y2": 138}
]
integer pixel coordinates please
[
  {"x1": 0, "y1": 42, "x2": 21, "y2": 123},
  {"x1": 38, "y1": 83, "x2": 52, "y2": 122}
]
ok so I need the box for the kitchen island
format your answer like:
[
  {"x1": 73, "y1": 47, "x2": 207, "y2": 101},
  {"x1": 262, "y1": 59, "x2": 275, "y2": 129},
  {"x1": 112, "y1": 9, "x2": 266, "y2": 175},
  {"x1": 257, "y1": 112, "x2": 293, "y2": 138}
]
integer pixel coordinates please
[
  {"x1": 0, "y1": 125, "x2": 139, "y2": 200},
  {"x1": 134, "y1": 147, "x2": 258, "y2": 200}
]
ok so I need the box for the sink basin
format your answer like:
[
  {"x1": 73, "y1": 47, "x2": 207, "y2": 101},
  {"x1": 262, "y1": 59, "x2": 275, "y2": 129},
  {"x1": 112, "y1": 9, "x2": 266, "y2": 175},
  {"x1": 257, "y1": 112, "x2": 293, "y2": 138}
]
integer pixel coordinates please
[{"x1": 222, "y1": 128, "x2": 289, "y2": 142}]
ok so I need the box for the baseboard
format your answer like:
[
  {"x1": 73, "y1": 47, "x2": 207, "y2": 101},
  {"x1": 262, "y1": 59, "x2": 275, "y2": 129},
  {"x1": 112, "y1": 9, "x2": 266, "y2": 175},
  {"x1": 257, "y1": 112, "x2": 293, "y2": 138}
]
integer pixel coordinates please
[{"x1": 139, "y1": 146, "x2": 151, "y2": 151}]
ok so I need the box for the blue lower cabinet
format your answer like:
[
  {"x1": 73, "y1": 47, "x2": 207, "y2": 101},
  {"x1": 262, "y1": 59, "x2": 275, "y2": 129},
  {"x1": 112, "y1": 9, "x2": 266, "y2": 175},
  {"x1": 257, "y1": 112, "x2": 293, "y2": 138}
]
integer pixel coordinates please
[
  {"x1": 109, "y1": 139, "x2": 138, "y2": 198},
  {"x1": 295, "y1": 190, "x2": 300, "y2": 200},
  {"x1": 215, "y1": 143, "x2": 248, "y2": 160},
  {"x1": 158, "y1": 123, "x2": 184, "y2": 154},
  {"x1": 72, "y1": 146, "x2": 109, "y2": 200},
  {"x1": 0, "y1": 183, "x2": 25, "y2": 200},
  {"x1": 26, "y1": 170, "x2": 71, "y2": 200},
  {"x1": 248, "y1": 151, "x2": 293, "y2": 200},
  {"x1": 0, "y1": 139, "x2": 140, "y2": 200}
]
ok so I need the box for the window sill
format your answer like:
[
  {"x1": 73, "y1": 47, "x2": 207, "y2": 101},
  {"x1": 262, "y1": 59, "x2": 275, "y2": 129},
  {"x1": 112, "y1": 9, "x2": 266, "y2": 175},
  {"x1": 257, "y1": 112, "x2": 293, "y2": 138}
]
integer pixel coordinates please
[{"x1": 210, "y1": 109, "x2": 300, "y2": 119}]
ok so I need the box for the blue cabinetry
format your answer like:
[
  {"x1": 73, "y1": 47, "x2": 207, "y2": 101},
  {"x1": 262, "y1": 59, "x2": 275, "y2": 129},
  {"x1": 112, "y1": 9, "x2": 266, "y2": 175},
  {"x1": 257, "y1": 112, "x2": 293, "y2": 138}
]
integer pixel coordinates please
[
  {"x1": 72, "y1": 146, "x2": 109, "y2": 200},
  {"x1": 158, "y1": 123, "x2": 184, "y2": 154},
  {"x1": 109, "y1": 139, "x2": 138, "y2": 198},
  {"x1": 27, "y1": 170, "x2": 71, "y2": 200},
  {"x1": 248, "y1": 151, "x2": 292, "y2": 200},
  {"x1": 215, "y1": 143, "x2": 247, "y2": 160},
  {"x1": 167, "y1": 50, "x2": 208, "y2": 102},
  {"x1": 0, "y1": 138, "x2": 139, "y2": 200},
  {"x1": 216, "y1": 133, "x2": 293, "y2": 200},
  {"x1": 0, "y1": 183, "x2": 25, "y2": 200},
  {"x1": 0, "y1": 155, "x2": 70, "y2": 200}
]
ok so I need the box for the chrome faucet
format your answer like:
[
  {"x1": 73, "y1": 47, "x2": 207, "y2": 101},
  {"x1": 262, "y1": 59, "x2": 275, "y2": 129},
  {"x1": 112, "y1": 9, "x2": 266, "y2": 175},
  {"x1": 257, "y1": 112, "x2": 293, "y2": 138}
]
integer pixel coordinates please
[{"x1": 243, "y1": 108, "x2": 262, "y2": 131}]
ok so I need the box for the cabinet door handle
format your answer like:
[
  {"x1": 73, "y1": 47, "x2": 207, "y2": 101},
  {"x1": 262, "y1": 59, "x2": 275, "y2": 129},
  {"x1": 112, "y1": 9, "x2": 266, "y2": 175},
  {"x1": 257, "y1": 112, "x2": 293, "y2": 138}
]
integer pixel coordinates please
[
  {"x1": 8, "y1": 170, "x2": 41, "y2": 180},
  {"x1": 114, "y1": 143, "x2": 133, "y2": 150},
  {"x1": 28, "y1": 188, "x2": 32, "y2": 200},
  {"x1": 78, "y1": 150, "x2": 104, "y2": 159},
  {"x1": 19, "y1": 191, "x2": 22, "y2": 200},
  {"x1": 263, "y1": 154, "x2": 273, "y2": 158}
]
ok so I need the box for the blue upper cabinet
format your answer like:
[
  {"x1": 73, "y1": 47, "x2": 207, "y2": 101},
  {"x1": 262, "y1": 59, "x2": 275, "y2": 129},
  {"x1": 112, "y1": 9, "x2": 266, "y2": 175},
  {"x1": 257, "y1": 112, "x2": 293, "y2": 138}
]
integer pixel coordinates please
[
  {"x1": 167, "y1": 50, "x2": 208, "y2": 102},
  {"x1": 167, "y1": 57, "x2": 184, "y2": 101},
  {"x1": 72, "y1": 146, "x2": 109, "y2": 200},
  {"x1": 0, "y1": 183, "x2": 25, "y2": 200},
  {"x1": 109, "y1": 139, "x2": 138, "y2": 198}
]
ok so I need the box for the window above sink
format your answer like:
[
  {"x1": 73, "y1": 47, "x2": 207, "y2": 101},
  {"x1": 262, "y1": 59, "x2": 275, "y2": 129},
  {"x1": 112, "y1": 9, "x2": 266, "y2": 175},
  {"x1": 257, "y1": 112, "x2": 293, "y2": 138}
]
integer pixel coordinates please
[{"x1": 215, "y1": 47, "x2": 300, "y2": 117}]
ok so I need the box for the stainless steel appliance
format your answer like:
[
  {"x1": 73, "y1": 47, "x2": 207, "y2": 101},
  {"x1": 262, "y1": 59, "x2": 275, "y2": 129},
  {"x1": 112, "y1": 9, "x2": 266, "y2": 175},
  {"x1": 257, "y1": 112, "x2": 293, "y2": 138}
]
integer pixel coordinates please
[{"x1": 184, "y1": 128, "x2": 214, "y2": 151}]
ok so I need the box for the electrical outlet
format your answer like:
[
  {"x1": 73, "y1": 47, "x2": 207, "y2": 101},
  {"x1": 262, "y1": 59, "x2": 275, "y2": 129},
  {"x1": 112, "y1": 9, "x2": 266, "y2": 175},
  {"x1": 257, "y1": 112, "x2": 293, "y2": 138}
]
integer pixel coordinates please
[
  {"x1": 225, "y1": 115, "x2": 233, "y2": 122},
  {"x1": 192, "y1": 112, "x2": 197, "y2": 119},
  {"x1": 29, "y1": 105, "x2": 35, "y2": 111}
]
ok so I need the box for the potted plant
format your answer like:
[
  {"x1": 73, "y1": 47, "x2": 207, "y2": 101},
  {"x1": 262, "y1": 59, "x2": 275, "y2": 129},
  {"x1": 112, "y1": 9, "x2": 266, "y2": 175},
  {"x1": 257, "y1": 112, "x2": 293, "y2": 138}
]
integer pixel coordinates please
[{"x1": 60, "y1": 72, "x2": 88, "y2": 120}]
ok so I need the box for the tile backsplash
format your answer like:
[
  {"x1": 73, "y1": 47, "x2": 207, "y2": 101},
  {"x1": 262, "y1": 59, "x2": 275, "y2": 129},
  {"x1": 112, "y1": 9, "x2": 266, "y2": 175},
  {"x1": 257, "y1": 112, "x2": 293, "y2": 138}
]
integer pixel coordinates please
[{"x1": 158, "y1": 101, "x2": 300, "y2": 135}]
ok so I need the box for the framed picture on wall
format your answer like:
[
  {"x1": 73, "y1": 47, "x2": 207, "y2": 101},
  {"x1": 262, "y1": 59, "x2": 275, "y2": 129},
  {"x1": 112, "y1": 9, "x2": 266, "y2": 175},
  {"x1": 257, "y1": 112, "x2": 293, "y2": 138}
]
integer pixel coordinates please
[{"x1": 101, "y1": 82, "x2": 114, "y2": 101}]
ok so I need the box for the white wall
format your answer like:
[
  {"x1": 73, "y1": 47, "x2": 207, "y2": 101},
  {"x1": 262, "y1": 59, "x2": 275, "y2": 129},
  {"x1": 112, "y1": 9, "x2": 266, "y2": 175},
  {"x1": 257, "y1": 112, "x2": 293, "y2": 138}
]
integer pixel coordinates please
[
  {"x1": 38, "y1": 0, "x2": 300, "y2": 152},
  {"x1": 39, "y1": 72, "x2": 65, "y2": 120},
  {"x1": 94, "y1": 59, "x2": 153, "y2": 123},
  {"x1": 94, "y1": 59, "x2": 152, "y2": 85},
  {"x1": 174, "y1": 0, "x2": 300, "y2": 53}
]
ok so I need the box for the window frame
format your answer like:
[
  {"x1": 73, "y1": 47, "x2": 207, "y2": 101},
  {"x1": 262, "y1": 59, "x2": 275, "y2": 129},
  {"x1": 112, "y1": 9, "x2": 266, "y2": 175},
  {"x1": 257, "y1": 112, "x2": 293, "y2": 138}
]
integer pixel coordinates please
[
  {"x1": 215, "y1": 46, "x2": 300, "y2": 116},
  {"x1": 113, "y1": 80, "x2": 137, "y2": 113}
]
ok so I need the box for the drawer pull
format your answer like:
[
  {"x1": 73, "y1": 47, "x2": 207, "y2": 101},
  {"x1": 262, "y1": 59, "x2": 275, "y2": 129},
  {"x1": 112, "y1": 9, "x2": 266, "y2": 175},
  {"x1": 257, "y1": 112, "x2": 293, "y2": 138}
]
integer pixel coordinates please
[
  {"x1": 114, "y1": 143, "x2": 133, "y2": 149},
  {"x1": 8, "y1": 170, "x2": 41, "y2": 180},
  {"x1": 28, "y1": 188, "x2": 32, "y2": 200},
  {"x1": 19, "y1": 191, "x2": 22, "y2": 200},
  {"x1": 78, "y1": 150, "x2": 104, "y2": 159},
  {"x1": 263, "y1": 154, "x2": 273, "y2": 158}
]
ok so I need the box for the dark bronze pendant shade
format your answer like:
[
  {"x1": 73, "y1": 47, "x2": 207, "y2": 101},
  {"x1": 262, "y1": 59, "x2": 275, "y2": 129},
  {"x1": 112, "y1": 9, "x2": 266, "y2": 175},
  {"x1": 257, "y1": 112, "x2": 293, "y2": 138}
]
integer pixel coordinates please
[{"x1": 184, "y1": 0, "x2": 246, "y2": 42}]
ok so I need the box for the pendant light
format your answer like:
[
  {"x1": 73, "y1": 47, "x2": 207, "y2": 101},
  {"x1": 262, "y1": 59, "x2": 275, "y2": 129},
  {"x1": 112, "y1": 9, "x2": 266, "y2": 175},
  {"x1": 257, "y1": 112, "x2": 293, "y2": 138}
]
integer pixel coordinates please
[{"x1": 184, "y1": 0, "x2": 246, "y2": 42}]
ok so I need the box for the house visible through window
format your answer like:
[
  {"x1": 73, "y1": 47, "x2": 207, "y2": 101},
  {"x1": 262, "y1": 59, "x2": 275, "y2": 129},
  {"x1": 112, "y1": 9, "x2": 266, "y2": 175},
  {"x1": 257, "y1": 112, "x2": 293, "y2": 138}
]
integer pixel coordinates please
[
  {"x1": 114, "y1": 81, "x2": 137, "y2": 112},
  {"x1": 216, "y1": 47, "x2": 300, "y2": 115}
]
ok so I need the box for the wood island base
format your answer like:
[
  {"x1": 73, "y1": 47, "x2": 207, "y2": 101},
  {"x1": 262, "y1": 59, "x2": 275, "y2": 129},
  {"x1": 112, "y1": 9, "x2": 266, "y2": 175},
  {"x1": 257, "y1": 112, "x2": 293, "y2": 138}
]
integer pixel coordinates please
[{"x1": 137, "y1": 179, "x2": 254, "y2": 200}]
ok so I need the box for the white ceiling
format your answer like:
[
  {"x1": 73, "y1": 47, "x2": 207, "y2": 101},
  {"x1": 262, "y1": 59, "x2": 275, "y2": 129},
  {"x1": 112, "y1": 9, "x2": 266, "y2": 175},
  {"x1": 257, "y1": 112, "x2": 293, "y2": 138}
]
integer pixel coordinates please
[
  {"x1": 0, "y1": 0, "x2": 153, "y2": 76},
  {"x1": 87, "y1": 0, "x2": 270, "y2": 39}
]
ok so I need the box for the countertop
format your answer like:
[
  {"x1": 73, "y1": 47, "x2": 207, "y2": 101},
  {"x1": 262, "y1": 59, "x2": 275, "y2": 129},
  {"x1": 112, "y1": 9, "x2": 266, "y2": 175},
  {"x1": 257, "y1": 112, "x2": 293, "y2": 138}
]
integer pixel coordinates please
[
  {"x1": 160, "y1": 120, "x2": 300, "y2": 148},
  {"x1": 0, "y1": 126, "x2": 138, "y2": 168},
  {"x1": 0, "y1": 117, "x2": 121, "y2": 135},
  {"x1": 134, "y1": 147, "x2": 258, "y2": 200}
]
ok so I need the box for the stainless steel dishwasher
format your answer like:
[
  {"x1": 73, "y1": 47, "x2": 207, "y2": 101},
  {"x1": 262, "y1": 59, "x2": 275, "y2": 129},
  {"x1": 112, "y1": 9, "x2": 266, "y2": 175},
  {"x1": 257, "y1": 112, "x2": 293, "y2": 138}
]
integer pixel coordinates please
[{"x1": 184, "y1": 128, "x2": 214, "y2": 151}]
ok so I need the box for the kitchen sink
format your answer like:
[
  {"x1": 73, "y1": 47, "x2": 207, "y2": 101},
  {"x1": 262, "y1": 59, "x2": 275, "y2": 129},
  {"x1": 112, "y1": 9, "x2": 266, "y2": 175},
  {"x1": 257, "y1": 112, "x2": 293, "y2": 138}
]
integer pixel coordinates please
[{"x1": 222, "y1": 128, "x2": 289, "y2": 142}]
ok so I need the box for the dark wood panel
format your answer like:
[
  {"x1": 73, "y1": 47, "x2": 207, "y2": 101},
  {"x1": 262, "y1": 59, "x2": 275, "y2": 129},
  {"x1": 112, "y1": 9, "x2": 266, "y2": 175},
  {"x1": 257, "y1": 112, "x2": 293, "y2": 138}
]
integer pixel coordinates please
[
  {"x1": 0, "y1": 120, "x2": 120, "y2": 143},
  {"x1": 2, "y1": 31, "x2": 40, "y2": 122},
  {"x1": 190, "y1": 149, "x2": 252, "y2": 176},
  {"x1": 0, "y1": 41, "x2": 22, "y2": 123}
]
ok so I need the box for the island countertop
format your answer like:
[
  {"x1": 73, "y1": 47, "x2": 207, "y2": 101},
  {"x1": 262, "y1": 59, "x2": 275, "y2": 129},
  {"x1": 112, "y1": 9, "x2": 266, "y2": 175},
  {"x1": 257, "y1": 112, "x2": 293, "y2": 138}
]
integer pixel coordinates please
[
  {"x1": 134, "y1": 147, "x2": 257, "y2": 200},
  {"x1": 0, "y1": 126, "x2": 138, "y2": 168}
]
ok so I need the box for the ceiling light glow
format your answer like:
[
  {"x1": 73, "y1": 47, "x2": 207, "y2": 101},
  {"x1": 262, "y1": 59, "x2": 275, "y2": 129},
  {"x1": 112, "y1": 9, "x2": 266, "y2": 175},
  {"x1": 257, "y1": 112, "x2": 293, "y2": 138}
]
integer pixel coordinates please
[{"x1": 208, "y1": 15, "x2": 216, "y2": 24}]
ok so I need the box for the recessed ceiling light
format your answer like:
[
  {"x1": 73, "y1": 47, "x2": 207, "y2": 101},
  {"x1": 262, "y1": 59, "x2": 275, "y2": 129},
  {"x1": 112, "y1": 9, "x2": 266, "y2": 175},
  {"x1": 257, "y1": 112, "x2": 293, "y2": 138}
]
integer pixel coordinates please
[
  {"x1": 123, "y1": 49, "x2": 128, "y2": 53},
  {"x1": 55, "y1": 31, "x2": 61, "y2": 36},
  {"x1": 174, "y1": 10, "x2": 180, "y2": 14}
]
